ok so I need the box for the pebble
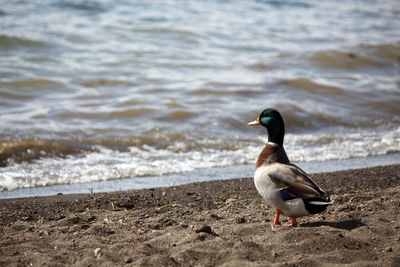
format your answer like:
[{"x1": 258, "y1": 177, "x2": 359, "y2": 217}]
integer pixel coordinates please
[
  {"x1": 179, "y1": 223, "x2": 189, "y2": 228},
  {"x1": 195, "y1": 224, "x2": 212, "y2": 234},
  {"x1": 235, "y1": 216, "x2": 246, "y2": 223},
  {"x1": 125, "y1": 257, "x2": 133, "y2": 263},
  {"x1": 384, "y1": 247, "x2": 393, "y2": 252},
  {"x1": 94, "y1": 248, "x2": 102, "y2": 258}
]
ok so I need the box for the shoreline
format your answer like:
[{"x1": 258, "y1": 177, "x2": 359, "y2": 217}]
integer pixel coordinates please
[
  {"x1": 1, "y1": 164, "x2": 399, "y2": 266},
  {"x1": 1, "y1": 152, "x2": 399, "y2": 200}
]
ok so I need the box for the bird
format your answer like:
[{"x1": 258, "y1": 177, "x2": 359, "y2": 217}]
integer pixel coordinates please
[{"x1": 248, "y1": 108, "x2": 332, "y2": 226}]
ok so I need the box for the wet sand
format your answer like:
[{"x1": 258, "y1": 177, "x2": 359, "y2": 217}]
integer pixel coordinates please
[{"x1": 0, "y1": 164, "x2": 399, "y2": 266}]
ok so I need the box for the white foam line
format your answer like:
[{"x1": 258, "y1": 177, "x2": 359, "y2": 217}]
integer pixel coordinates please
[{"x1": 0, "y1": 152, "x2": 399, "y2": 199}]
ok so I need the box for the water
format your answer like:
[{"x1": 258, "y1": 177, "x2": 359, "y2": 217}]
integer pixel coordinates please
[{"x1": 1, "y1": 0, "x2": 399, "y2": 194}]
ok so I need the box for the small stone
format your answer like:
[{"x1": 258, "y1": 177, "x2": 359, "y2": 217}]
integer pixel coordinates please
[
  {"x1": 210, "y1": 213, "x2": 221, "y2": 220},
  {"x1": 195, "y1": 224, "x2": 218, "y2": 236},
  {"x1": 125, "y1": 257, "x2": 133, "y2": 263},
  {"x1": 94, "y1": 248, "x2": 102, "y2": 258},
  {"x1": 195, "y1": 224, "x2": 212, "y2": 234},
  {"x1": 236, "y1": 217, "x2": 247, "y2": 224},
  {"x1": 81, "y1": 224, "x2": 90, "y2": 230},
  {"x1": 384, "y1": 247, "x2": 393, "y2": 252},
  {"x1": 180, "y1": 223, "x2": 189, "y2": 228}
]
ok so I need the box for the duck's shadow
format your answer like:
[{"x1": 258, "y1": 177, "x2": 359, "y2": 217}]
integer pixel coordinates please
[{"x1": 300, "y1": 219, "x2": 364, "y2": 230}]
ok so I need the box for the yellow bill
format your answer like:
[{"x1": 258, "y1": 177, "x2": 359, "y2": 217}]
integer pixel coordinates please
[{"x1": 248, "y1": 117, "x2": 260, "y2": 126}]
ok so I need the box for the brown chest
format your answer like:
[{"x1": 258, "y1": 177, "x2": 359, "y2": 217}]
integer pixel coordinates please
[{"x1": 255, "y1": 143, "x2": 289, "y2": 169}]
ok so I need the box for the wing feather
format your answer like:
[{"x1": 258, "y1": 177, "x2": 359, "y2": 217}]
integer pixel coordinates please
[{"x1": 267, "y1": 163, "x2": 329, "y2": 200}]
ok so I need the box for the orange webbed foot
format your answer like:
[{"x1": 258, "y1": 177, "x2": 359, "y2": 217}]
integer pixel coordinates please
[{"x1": 273, "y1": 209, "x2": 281, "y2": 225}]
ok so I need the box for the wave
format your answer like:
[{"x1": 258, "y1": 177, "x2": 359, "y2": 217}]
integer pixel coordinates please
[
  {"x1": 0, "y1": 133, "x2": 244, "y2": 167},
  {"x1": 54, "y1": 0, "x2": 108, "y2": 13},
  {"x1": 0, "y1": 138, "x2": 95, "y2": 167},
  {"x1": 302, "y1": 42, "x2": 400, "y2": 69},
  {"x1": 48, "y1": 108, "x2": 198, "y2": 123},
  {"x1": 0, "y1": 78, "x2": 62, "y2": 90},
  {"x1": 1, "y1": 126, "x2": 399, "y2": 191},
  {"x1": 0, "y1": 34, "x2": 51, "y2": 50},
  {"x1": 280, "y1": 77, "x2": 345, "y2": 95},
  {"x1": 78, "y1": 79, "x2": 136, "y2": 88},
  {"x1": 285, "y1": 129, "x2": 400, "y2": 162},
  {"x1": 188, "y1": 88, "x2": 264, "y2": 96},
  {"x1": 268, "y1": 72, "x2": 400, "y2": 130},
  {"x1": 264, "y1": 0, "x2": 313, "y2": 9}
]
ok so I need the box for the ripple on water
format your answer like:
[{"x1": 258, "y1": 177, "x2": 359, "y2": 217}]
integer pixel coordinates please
[{"x1": 0, "y1": 35, "x2": 52, "y2": 50}]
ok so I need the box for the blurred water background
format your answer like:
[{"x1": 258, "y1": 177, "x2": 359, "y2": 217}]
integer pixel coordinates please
[{"x1": 1, "y1": 0, "x2": 399, "y2": 196}]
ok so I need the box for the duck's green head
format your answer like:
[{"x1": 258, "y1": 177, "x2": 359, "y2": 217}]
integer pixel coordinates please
[{"x1": 248, "y1": 108, "x2": 285, "y2": 145}]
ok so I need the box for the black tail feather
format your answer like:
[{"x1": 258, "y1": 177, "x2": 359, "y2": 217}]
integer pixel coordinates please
[{"x1": 303, "y1": 198, "x2": 332, "y2": 214}]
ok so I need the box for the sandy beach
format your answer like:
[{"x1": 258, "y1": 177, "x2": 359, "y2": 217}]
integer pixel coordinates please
[{"x1": 0, "y1": 164, "x2": 399, "y2": 266}]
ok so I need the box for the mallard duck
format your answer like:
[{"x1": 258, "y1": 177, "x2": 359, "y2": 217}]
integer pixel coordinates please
[{"x1": 248, "y1": 108, "x2": 332, "y2": 226}]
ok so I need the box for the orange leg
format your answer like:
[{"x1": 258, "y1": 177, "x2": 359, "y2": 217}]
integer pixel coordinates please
[
  {"x1": 273, "y1": 209, "x2": 281, "y2": 225},
  {"x1": 290, "y1": 217, "x2": 297, "y2": 227}
]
